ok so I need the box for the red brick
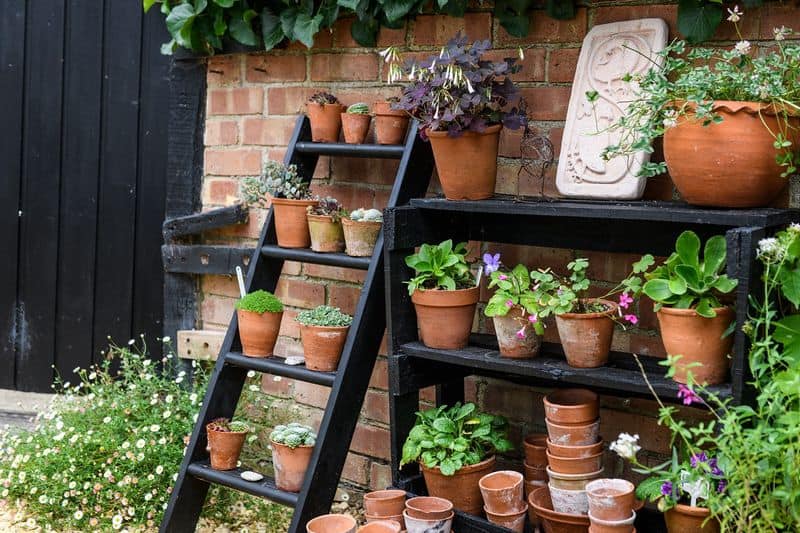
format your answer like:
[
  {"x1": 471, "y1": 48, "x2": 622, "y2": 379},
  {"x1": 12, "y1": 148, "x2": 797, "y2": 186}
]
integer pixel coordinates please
[
  {"x1": 207, "y1": 55, "x2": 242, "y2": 86},
  {"x1": 310, "y1": 54, "x2": 379, "y2": 81},
  {"x1": 518, "y1": 163, "x2": 559, "y2": 198},
  {"x1": 629, "y1": 333, "x2": 666, "y2": 358},
  {"x1": 208, "y1": 87, "x2": 264, "y2": 115},
  {"x1": 303, "y1": 263, "x2": 366, "y2": 284},
  {"x1": 334, "y1": 17, "x2": 407, "y2": 48},
  {"x1": 274, "y1": 336, "x2": 304, "y2": 358},
  {"x1": 581, "y1": 250, "x2": 641, "y2": 283},
  {"x1": 245, "y1": 54, "x2": 307, "y2": 83},
  {"x1": 242, "y1": 117, "x2": 296, "y2": 146},
  {"x1": 369, "y1": 358, "x2": 389, "y2": 390},
  {"x1": 201, "y1": 177, "x2": 239, "y2": 206},
  {"x1": 202, "y1": 275, "x2": 241, "y2": 298},
  {"x1": 638, "y1": 295, "x2": 659, "y2": 330},
  {"x1": 204, "y1": 120, "x2": 239, "y2": 146},
  {"x1": 204, "y1": 149, "x2": 262, "y2": 176},
  {"x1": 497, "y1": 8, "x2": 587, "y2": 45},
  {"x1": 548, "y1": 48, "x2": 580, "y2": 83},
  {"x1": 350, "y1": 424, "x2": 391, "y2": 460},
  {"x1": 275, "y1": 278, "x2": 326, "y2": 308},
  {"x1": 482, "y1": 380, "x2": 545, "y2": 425},
  {"x1": 522, "y1": 87, "x2": 571, "y2": 121},
  {"x1": 279, "y1": 309, "x2": 301, "y2": 339},
  {"x1": 498, "y1": 127, "x2": 523, "y2": 159},
  {"x1": 328, "y1": 284, "x2": 361, "y2": 315},
  {"x1": 284, "y1": 261, "x2": 303, "y2": 276},
  {"x1": 593, "y1": 6, "x2": 678, "y2": 39},
  {"x1": 599, "y1": 408, "x2": 671, "y2": 454},
  {"x1": 336, "y1": 87, "x2": 404, "y2": 109},
  {"x1": 294, "y1": 381, "x2": 330, "y2": 409},
  {"x1": 200, "y1": 294, "x2": 236, "y2": 327},
  {"x1": 267, "y1": 87, "x2": 329, "y2": 115},
  {"x1": 485, "y1": 48, "x2": 546, "y2": 82},
  {"x1": 760, "y1": 6, "x2": 800, "y2": 40},
  {"x1": 311, "y1": 184, "x2": 388, "y2": 211},
  {"x1": 330, "y1": 157, "x2": 400, "y2": 186},
  {"x1": 260, "y1": 374, "x2": 293, "y2": 398},
  {"x1": 341, "y1": 452, "x2": 370, "y2": 485},
  {"x1": 369, "y1": 461, "x2": 393, "y2": 491},
  {"x1": 549, "y1": 127, "x2": 564, "y2": 159},
  {"x1": 362, "y1": 389, "x2": 389, "y2": 424},
  {"x1": 413, "y1": 13, "x2": 492, "y2": 46},
  {"x1": 495, "y1": 163, "x2": 519, "y2": 195}
]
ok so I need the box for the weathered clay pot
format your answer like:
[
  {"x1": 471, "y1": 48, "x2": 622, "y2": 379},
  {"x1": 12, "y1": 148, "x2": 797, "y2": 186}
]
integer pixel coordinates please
[
  {"x1": 546, "y1": 419, "x2": 600, "y2": 447},
  {"x1": 586, "y1": 479, "x2": 636, "y2": 522},
  {"x1": 404, "y1": 496, "x2": 453, "y2": 520},
  {"x1": 206, "y1": 424, "x2": 247, "y2": 470},
  {"x1": 373, "y1": 101, "x2": 409, "y2": 145},
  {"x1": 528, "y1": 486, "x2": 591, "y2": 533},
  {"x1": 524, "y1": 433, "x2": 549, "y2": 468},
  {"x1": 544, "y1": 388, "x2": 599, "y2": 425},
  {"x1": 657, "y1": 306, "x2": 734, "y2": 385},
  {"x1": 300, "y1": 323, "x2": 350, "y2": 372},
  {"x1": 547, "y1": 450, "x2": 604, "y2": 475},
  {"x1": 402, "y1": 509, "x2": 453, "y2": 533},
  {"x1": 271, "y1": 440, "x2": 313, "y2": 492},
  {"x1": 479, "y1": 470, "x2": 524, "y2": 515},
  {"x1": 237, "y1": 309, "x2": 283, "y2": 357},
  {"x1": 664, "y1": 504, "x2": 720, "y2": 533},
  {"x1": 524, "y1": 460, "x2": 549, "y2": 482},
  {"x1": 485, "y1": 503, "x2": 528, "y2": 533},
  {"x1": 364, "y1": 489, "x2": 406, "y2": 517},
  {"x1": 525, "y1": 479, "x2": 548, "y2": 498},
  {"x1": 548, "y1": 438, "x2": 604, "y2": 459},
  {"x1": 427, "y1": 124, "x2": 502, "y2": 200},
  {"x1": 411, "y1": 286, "x2": 479, "y2": 350},
  {"x1": 555, "y1": 299, "x2": 617, "y2": 368},
  {"x1": 342, "y1": 217, "x2": 382, "y2": 257},
  {"x1": 365, "y1": 514, "x2": 404, "y2": 530},
  {"x1": 307, "y1": 213, "x2": 345, "y2": 253},
  {"x1": 547, "y1": 467, "x2": 604, "y2": 491},
  {"x1": 307, "y1": 102, "x2": 346, "y2": 142},
  {"x1": 357, "y1": 520, "x2": 402, "y2": 533},
  {"x1": 493, "y1": 307, "x2": 542, "y2": 358},
  {"x1": 663, "y1": 101, "x2": 794, "y2": 208},
  {"x1": 272, "y1": 198, "x2": 318, "y2": 248},
  {"x1": 549, "y1": 483, "x2": 589, "y2": 515},
  {"x1": 341, "y1": 113, "x2": 371, "y2": 144},
  {"x1": 306, "y1": 513, "x2": 357, "y2": 533},
  {"x1": 421, "y1": 455, "x2": 495, "y2": 515},
  {"x1": 588, "y1": 510, "x2": 636, "y2": 533}
]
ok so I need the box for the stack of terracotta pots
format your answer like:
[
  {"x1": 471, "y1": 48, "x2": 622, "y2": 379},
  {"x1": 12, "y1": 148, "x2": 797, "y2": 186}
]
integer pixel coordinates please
[
  {"x1": 586, "y1": 479, "x2": 637, "y2": 533},
  {"x1": 402, "y1": 496, "x2": 454, "y2": 533},
  {"x1": 479, "y1": 470, "x2": 528, "y2": 532},
  {"x1": 363, "y1": 490, "x2": 406, "y2": 529}
]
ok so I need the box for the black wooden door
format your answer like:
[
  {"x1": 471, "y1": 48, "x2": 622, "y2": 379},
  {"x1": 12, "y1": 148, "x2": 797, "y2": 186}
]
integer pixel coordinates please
[{"x1": 0, "y1": 1, "x2": 170, "y2": 392}]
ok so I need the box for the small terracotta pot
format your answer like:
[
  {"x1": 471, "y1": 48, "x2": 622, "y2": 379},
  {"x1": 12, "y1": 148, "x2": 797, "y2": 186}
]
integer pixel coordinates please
[
  {"x1": 665, "y1": 504, "x2": 720, "y2": 533},
  {"x1": 428, "y1": 124, "x2": 502, "y2": 200},
  {"x1": 365, "y1": 514, "x2": 404, "y2": 529},
  {"x1": 357, "y1": 520, "x2": 401, "y2": 533},
  {"x1": 342, "y1": 217, "x2": 382, "y2": 257},
  {"x1": 528, "y1": 486, "x2": 591, "y2": 533},
  {"x1": 271, "y1": 440, "x2": 313, "y2": 492},
  {"x1": 364, "y1": 489, "x2": 406, "y2": 517},
  {"x1": 555, "y1": 299, "x2": 617, "y2": 368},
  {"x1": 548, "y1": 438, "x2": 604, "y2": 459},
  {"x1": 588, "y1": 510, "x2": 636, "y2": 533},
  {"x1": 300, "y1": 323, "x2": 350, "y2": 372},
  {"x1": 479, "y1": 470, "x2": 524, "y2": 515},
  {"x1": 404, "y1": 496, "x2": 453, "y2": 520},
  {"x1": 544, "y1": 388, "x2": 599, "y2": 425},
  {"x1": 547, "y1": 450, "x2": 604, "y2": 475},
  {"x1": 523, "y1": 433, "x2": 549, "y2": 468},
  {"x1": 421, "y1": 455, "x2": 495, "y2": 515},
  {"x1": 403, "y1": 510, "x2": 454, "y2": 533},
  {"x1": 373, "y1": 101, "x2": 409, "y2": 145},
  {"x1": 306, "y1": 513, "x2": 357, "y2": 533},
  {"x1": 307, "y1": 102, "x2": 346, "y2": 142},
  {"x1": 546, "y1": 419, "x2": 600, "y2": 447},
  {"x1": 411, "y1": 286, "x2": 479, "y2": 350},
  {"x1": 237, "y1": 309, "x2": 283, "y2": 357},
  {"x1": 547, "y1": 467, "x2": 604, "y2": 491},
  {"x1": 549, "y1": 483, "x2": 589, "y2": 515},
  {"x1": 484, "y1": 503, "x2": 528, "y2": 533},
  {"x1": 272, "y1": 198, "x2": 318, "y2": 248},
  {"x1": 341, "y1": 113, "x2": 371, "y2": 144},
  {"x1": 586, "y1": 479, "x2": 636, "y2": 522},
  {"x1": 524, "y1": 479, "x2": 547, "y2": 499},
  {"x1": 493, "y1": 307, "x2": 542, "y2": 358},
  {"x1": 657, "y1": 306, "x2": 734, "y2": 385},
  {"x1": 524, "y1": 460, "x2": 548, "y2": 482},
  {"x1": 206, "y1": 424, "x2": 247, "y2": 471},
  {"x1": 307, "y1": 213, "x2": 345, "y2": 253}
]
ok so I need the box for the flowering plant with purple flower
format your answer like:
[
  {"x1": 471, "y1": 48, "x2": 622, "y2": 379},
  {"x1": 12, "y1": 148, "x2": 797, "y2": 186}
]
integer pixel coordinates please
[{"x1": 483, "y1": 254, "x2": 545, "y2": 338}]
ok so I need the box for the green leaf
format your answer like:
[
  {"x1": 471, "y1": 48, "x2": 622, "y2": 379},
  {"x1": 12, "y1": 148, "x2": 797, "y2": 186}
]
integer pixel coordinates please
[
  {"x1": 703, "y1": 235, "x2": 726, "y2": 277},
  {"x1": 213, "y1": 0, "x2": 234, "y2": 6},
  {"x1": 455, "y1": 403, "x2": 476, "y2": 421},
  {"x1": 432, "y1": 417, "x2": 456, "y2": 434},
  {"x1": 439, "y1": 458, "x2": 459, "y2": 476},
  {"x1": 677, "y1": 0, "x2": 723, "y2": 44},
  {"x1": 143, "y1": 0, "x2": 158, "y2": 13},
  {"x1": 441, "y1": 0, "x2": 467, "y2": 17},
  {"x1": 318, "y1": 0, "x2": 340, "y2": 27},
  {"x1": 292, "y1": 12, "x2": 323, "y2": 48},
  {"x1": 338, "y1": 0, "x2": 361, "y2": 10},
  {"x1": 643, "y1": 279, "x2": 673, "y2": 302},
  {"x1": 779, "y1": 267, "x2": 800, "y2": 307},
  {"x1": 695, "y1": 298, "x2": 716, "y2": 318},
  {"x1": 675, "y1": 231, "x2": 701, "y2": 268},
  {"x1": 166, "y1": 4, "x2": 196, "y2": 47},
  {"x1": 497, "y1": 12, "x2": 530, "y2": 37},
  {"x1": 260, "y1": 9, "x2": 285, "y2": 50},
  {"x1": 229, "y1": 11, "x2": 257, "y2": 45},
  {"x1": 194, "y1": 0, "x2": 208, "y2": 14},
  {"x1": 213, "y1": 9, "x2": 227, "y2": 35},
  {"x1": 160, "y1": 38, "x2": 178, "y2": 55},
  {"x1": 545, "y1": 0, "x2": 575, "y2": 19},
  {"x1": 773, "y1": 315, "x2": 800, "y2": 345},
  {"x1": 668, "y1": 276, "x2": 687, "y2": 296},
  {"x1": 280, "y1": 8, "x2": 299, "y2": 39},
  {"x1": 674, "y1": 264, "x2": 701, "y2": 291}
]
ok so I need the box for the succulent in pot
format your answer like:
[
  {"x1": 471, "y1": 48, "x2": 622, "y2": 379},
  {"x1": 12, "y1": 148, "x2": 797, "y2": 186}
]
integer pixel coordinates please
[
  {"x1": 342, "y1": 208, "x2": 383, "y2": 257},
  {"x1": 307, "y1": 197, "x2": 347, "y2": 253},
  {"x1": 206, "y1": 418, "x2": 250, "y2": 471},
  {"x1": 270, "y1": 423, "x2": 317, "y2": 492},
  {"x1": 372, "y1": 90, "x2": 409, "y2": 145},
  {"x1": 235, "y1": 289, "x2": 283, "y2": 357},
  {"x1": 307, "y1": 92, "x2": 346, "y2": 142},
  {"x1": 296, "y1": 305, "x2": 353, "y2": 372},
  {"x1": 341, "y1": 102, "x2": 372, "y2": 144},
  {"x1": 242, "y1": 160, "x2": 316, "y2": 248}
]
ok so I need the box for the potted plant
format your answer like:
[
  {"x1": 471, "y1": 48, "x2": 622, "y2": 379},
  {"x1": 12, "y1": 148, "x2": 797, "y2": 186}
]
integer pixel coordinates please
[
  {"x1": 405, "y1": 240, "x2": 478, "y2": 350},
  {"x1": 401, "y1": 402, "x2": 514, "y2": 515},
  {"x1": 373, "y1": 92, "x2": 409, "y2": 145},
  {"x1": 235, "y1": 289, "x2": 283, "y2": 357},
  {"x1": 206, "y1": 418, "x2": 250, "y2": 471},
  {"x1": 599, "y1": 15, "x2": 800, "y2": 207},
  {"x1": 382, "y1": 35, "x2": 527, "y2": 200},
  {"x1": 242, "y1": 160, "x2": 316, "y2": 248},
  {"x1": 642, "y1": 231, "x2": 738, "y2": 385},
  {"x1": 270, "y1": 423, "x2": 316, "y2": 492},
  {"x1": 296, "y1": 305, "x2": 353, "y2": 372},
  {"x1": 342, "y1": 208, "x2": 382, "y2": 257},
  {"x1": 341, "y1": 103, "x2": 371, "y2": 144},
  {"x1": 307, "y1": 92, "x2": 346, "y2": 142},
  {"x1": 307, "y1": 197, "x2": 347, "y2": 253}
]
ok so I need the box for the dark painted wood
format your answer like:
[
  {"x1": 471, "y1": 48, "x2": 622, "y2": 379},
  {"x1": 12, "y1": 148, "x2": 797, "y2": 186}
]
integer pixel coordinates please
[
  {"x1": 295, "y1": 141, "x2": 406, "y2": 159},
  {"x1": 261, "y1": 245, "x2": 371, "y2": 270},
  {"x1": 225, "y1": 352, "x2": 336, "y2": 387},
  {"x1": 162, "y1": 245, "x2": 255, "y2": 275},
  {"x1": 186, "y1": 461, "x2": 299, "y2": 506},
  {"x1": 163, "y1": 204, "x2": 248, "y2": 242}
]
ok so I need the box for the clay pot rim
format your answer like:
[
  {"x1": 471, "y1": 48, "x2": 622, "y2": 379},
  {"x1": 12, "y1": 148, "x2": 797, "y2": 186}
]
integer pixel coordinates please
[
  {"x1": 306, "y1": 513, "x2": 357, "y2": 531},
  {"x1": 546, "y1": 449, "x2": 604, "y2": 463},
  {"x1": 364, "y1": 513, "x2": 403, "y2": 520},
  {"x1": 420, "y1": 454, "x2": 495, "y2": 475},
  {"x1": 427, "y1": 124, "x2": 503, "y2": 138},
  {"x1": 206, "y1": 426, "x2": 248, "y2": 435},
  {"x1": 307, "y1": 102, "x2": 347, "y2": 109},
  {"x1": 364, "y1": 489, "x2": 406, "y2": 501},
  {"x1": 297, "y1": 322, "x2": 351, "y2": 332},
  {"x1": 372, "y1": 101, "x2": 407, "y2": 117},
  {"x1": 657, "y1": 305, "x2": 734, "y2": 318},
  {"x1": 410, "y1": 285, "x2": 480, "y2": 306},
  {"x1": 524, "y1": 433, "x2": 548, "y2": 448},
  {"x1": 544, "y1": 388, "x2": 599, "y2": 410},
  {"x1": 342, "y1": 217, "x2": 382, "y2": 227},
  {"x1": 404, "y1": 495, "x2": 454, "y2": 513},
  {"x1": 670, "y1": 503, "x2": 712, "y2": 517},
  {"x1": 479, "y1": 470, "x2": 524, "y2": 491},
  {"x1": 546, "y1": 466, "x2": 604, "y2": 480},
  {"x1": 585, "y1": 478, "x2": 635, "y2": 498},
  {"x1": 483, "y1": 502, "x2": 529, "y2": 518},
  {"x1": 307, "y1": 213, "x2": 344, "y2": 222},
  {"x1": 237, "y1": 308, "x2": 282, "y2": 317},
  {"x1": 528, "y1": 486, "x2": 591, "y2": 525},
  {"x1": 401, "y1": 509, "x2": 455, "y2": 522},
  {"x1": 271, "y1": 197, "x2": 318, "y2": 206},
  {"x1": 357, "y1": 520, "x2": 401, "y2": 533},
  {"x1": 588, "y1": 510, "x2": 636, "y2": 526},
  {"x1": 523, "y1": 460, "x2": 547, "y2": 470},
  {"x1": 545, "y1": 418, "x2": 600, "y2": 431},
  {"x1": 556, "y1": 298, "x2": 618, "y2": 319},
  {"x1": 341, "y1": 112, "x2": 372, "y2": 118},
  {"x1": 269, "y1": 439, "x2": 314, "y2": 449},
  {"x1": 547, "y1": 437, "x2": 603, "y2": 453},
  {"x1": 677, "y1": 99, "x2": 800, "y2": 118}
]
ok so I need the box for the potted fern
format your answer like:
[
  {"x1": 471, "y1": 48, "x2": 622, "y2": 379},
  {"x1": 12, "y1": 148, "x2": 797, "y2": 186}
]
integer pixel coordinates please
[
  {"x1": 307, "y1": 92, "x2": 345, "y2": 142},
  {"x1": 206, "y1": 418, "x2": 250, "y2": 471},
  {"x1": 342, "y1": 208, "x2": 382, "y2": 257},
  {"x1": 306, "y1": 197, "x2": 347, "y2": 253},
  {"x1": 296, "y1": 305, "x2": 353, "y2": 372},
  {"x1": 341, "y1": 103, "x2": 371, "y2": 144},
  {"x1": 236, "y1": 290, "x2": 283, "y2": 358}
]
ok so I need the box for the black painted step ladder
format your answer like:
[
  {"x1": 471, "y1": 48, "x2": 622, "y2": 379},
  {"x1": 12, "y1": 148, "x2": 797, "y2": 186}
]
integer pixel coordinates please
[{"x1": 160, "y1": 115, "x2": 434, "y2": 533}]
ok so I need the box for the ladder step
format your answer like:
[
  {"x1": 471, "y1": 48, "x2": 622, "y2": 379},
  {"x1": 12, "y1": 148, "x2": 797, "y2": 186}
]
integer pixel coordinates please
[
  {"x1": 261, "y1": 245, "x2": 371, "y2": 270},
  {"x1": 225, "y1": 352, "x2": 336, "y2": 387},
  {"x1": 294, "y1": 142, "x2": 405, "y2": 159},
  {"x1": 186, "y1": 461, "x2": 298, "y2": 506}
]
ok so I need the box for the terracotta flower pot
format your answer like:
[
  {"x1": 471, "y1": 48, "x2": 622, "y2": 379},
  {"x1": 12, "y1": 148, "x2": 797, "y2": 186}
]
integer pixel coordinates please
[
  {"x1": 479, "y1": 470, "x2": 524, "y2": 514},
  {"x1": 524, "y1": 460, "x2": 549, "y2": 482},
  {"x1": 555, "y1": 299, "x2": 617, "y2": 368},
  {"x1": 547, "y1": 467, "x2": 604, "y2": 491},
  {"x1": 421, "y1": 455, "x2": 495, "y2": 515},
  {"x1": 402, "y1": 509, "x2": 454, "y2": 533},
  {"x1": 404, "y1": 496, "x2": 453, "y2": 520},
  {"x1": 548, "y1": 438, "x2": 604, "y2": 459},
  {"x1": 237, "y1": 309, "x2": 283, "y2": 357},
  {"x1": 341, "y1": 113, "x2": 371, "y2": 144},
  {"x1": 272, "y1": 198, "x2": 318, "y2": 248},
  {"x1": 373, "y1": 101, "x2": 409, "y2": 145},
  {"x1": 342, "y1": 217, "x2": 381, "y2": 257},
  {"x1": 549, "y1": 483, "x2": 589, "y2": 515},
  {"x1": 307, "y1": 213, "x2": 345, "y2": 253},
  {"x1": 546, "y1": 419, "x2": 600, "y2": 447},
  {"x1": 271, "y1": 440, "x2": 313, "y2": 492},
  {"x1": 528, "y1": 486, "x2": 591, "y2": 533},
  {"x1": 364, "y1": 489, "x2": 406, "y2": 517},
  {"x1": 357, "y1": 520, "x2": 402, "y2": 533},
  {"x1": 586, "y1": 479, "x2": 636, "y2": 522},
  {"x1": 493, "y1": 307, "x2": 542, "y2": 358},
  {"x1": 544, "y1": 388, "x2": 599, "y2": 425},
  {"x1": 525, "y1": 479, "x2": 547, "y2": 499},
  {"x1": 300, "y1": 323, "x2": 350, "y2": 372},
  {"x1": 307, "y1": 102, "x2": 346, "y2": 142},
  {"x1": 665, "y1": 504, "x2": 719, "y2": 533},
  {"x1": 306, "y1": 513, "x2": 357, "y2": 533},
  {"x1": 547, "y1": 450, "x2": 604, "y2": 475},
  {"x1": 656, "y1": 306, "x2": 734, "y2": 385},
  {"x1": 523, "y1": 433, "x2": 549, "y2": 468},
  {"x1": 365, "y1": 514, "x2": 404, "y2": 530},
  {"x1": 411, "y1": 286, "x2": 479, "y2": 350},
  {"x1": 663, "y1": 101, "x2": 794, "y2": 208},
  {"x1": 485, "y1": 503, "x2": 528, "y2": 533},
  {"x1": 427, "y1": 124, "x2": 502, "y2": 200},
  {"x1": 588, "y1": 510, "x2": 636, "y2": 533},
  {"x1": 206, "y1": 424, "x2": 247, "y2": 471}
]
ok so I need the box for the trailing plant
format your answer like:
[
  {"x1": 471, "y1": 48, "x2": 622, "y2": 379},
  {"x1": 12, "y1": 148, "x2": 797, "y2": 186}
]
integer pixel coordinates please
[
  {"x1": 269, "y1": 423, "x2": 317, "y2": 448},
  {"x1": 295, "y1": 305, "x2": 353, "y2": 327},
  {"x1": 400, "y1": 403, "x2": 513, "y2": 475},
  {"x1": 482, "y1": 253, "x2": 545, "y2": 338},
  {"x1": 208, "y1": 418, "x2": 251, "y2": 433},
  {"x1": 242, "y1": 160, "x2": 312, "y2": 205},
  {"x1": 307, "y1": 196, "x2": 347, "y2": 221},
  {"x1": 347, "y1": 207, "x2": 383, "y2": 222},
  {"x1": 236, "y1": 289, "x2": 284, "y2": 314},
  {"x1": 405, "y1": 239, "x2": 474, "y2": 295},
  {"x1": 346, "y1": 103, "x2": 370, "y2": 115},
  {"x1": 308, "y1": 92, "x2": 340, "y2": 105}
]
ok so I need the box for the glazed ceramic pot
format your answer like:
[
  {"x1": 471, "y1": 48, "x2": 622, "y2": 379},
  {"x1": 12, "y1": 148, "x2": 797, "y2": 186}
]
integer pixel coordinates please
[
  {"x1": 586, "y1": 479, "x2": 636, "y2": 522},
  {"x1": 404, "y1": 496, "x2": 453, "y2": 520},
  {"x1": 547, "y1": 467, "x2": 604, "y2": 491},
  {"x1": 493, "y1": 306, "x2": 542, "y2": 358},
  {"x1": 272, "y1": 198, "x2": 318, "y2": 248},
  {"x1": 342, "y1": 217, "x2": 382, "y2": 257},
  {"x1": 548, "y1": 438, "x2": 604, "y2": 459},
  {"x1": 411, "y1": 286, "x2": 479, "y2": 350},
  {"x1": 357, "y1": 520, "x2": 402, "y2": 533},
  {"x1": 421, "y1": 455, "x2": 495, "y2": 515},
  {"x1": 544, "y1": 388, "x2": 600, "y2": 425},
  {"x1": 588, "y1": 510, "x2": 636, "y2": 533},
  {"x1": 307, "y1": 213, "x2": 346, "y2": 253},
  {"x1": 237, "y1": 308, "x2": 283, "y2": 357},
  {"x1": 299, "y1": 323, "x2": 350, "y2": 372},
  {"x1": 306, "y1": 513, "x2": 357, "y2": 533},
  {"x1": 547, "y1": 450, "x2": 604, "y2": 475},
  {"x1": 363, "y1": 489, "x2": 406, "y2": 517},
  {"x1": 528, "y1": 486, "x2": 591, "y2": 533},
  {"x1": 479, "y1": 470, "x2": 524, "y2": 514},
  {"x1": 402, "y1": 509, "x2": 454, "y2": 533},
  {"x1": 307, "y1": 102, "x2": 346, "y2": 142},
  {"x1": 206, "y1": 423, "x2": 247, "y2": 471},
  {"x1": 546, "y1": 419, "x2": 601, "y2": 447},
  {"x1": 523, "y1": 433, "x2": 549, "y2": 468},
  {"x1": 428, "y1": 124, "x2": 502, "y2": 200},
  {"x1": 373, "y1": 102, "x2": 409, "y2": 145},
  {"x1": 664, "y1": 504, "x2": 720, "y2": 533},
  {"x1": 555, "y1": 299, "x2": 617, "y2": 368},
  {"x1": 341, "y1": 113, "x2": 371, "y2": 144},
  {"x1": 485, "y1": 503, "x2": 528, "y2": 533},
  {"x1": 271, "y1": 440, "x2": 313, "y2": 492}
]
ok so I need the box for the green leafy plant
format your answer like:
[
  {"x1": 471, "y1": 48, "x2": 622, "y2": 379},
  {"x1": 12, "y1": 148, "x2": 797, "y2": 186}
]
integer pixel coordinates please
[
  {"x1": 308, "y1": 92, "x2": 340, "y2": 105},
  {"x1": 242, "y1": 160, "x2": 312, "y2": 205},
  {"x1": 348, "y1": 207, "x2": 382, "y2": 222},
  {"x1": 236, "y1": 289, "x2": 283, "y2": 314},
  {"x1": 307, "y1": 196, "x2": 347, "y2": 221},
  {"x1": 295, "y1": 305, "x2": 353, "y2": 327},
  {"x1": 269, "y1": 423, "x2": 317, "y2": 448},
  {"x1": 400, "y1": 403, "x2": 513, "y2": 476},
  {"x1": 208, "y1": 418, "x2": 251, "y2": 433},
  {"x1": 346, "y1": 103, "x2": 370, "y2": 114},
  {"x1": 405, "y1": 239, "x2": 474, "y2": 295},
  {"x1": 483, "y1": 257, "x2": 545, "y2": 337}
]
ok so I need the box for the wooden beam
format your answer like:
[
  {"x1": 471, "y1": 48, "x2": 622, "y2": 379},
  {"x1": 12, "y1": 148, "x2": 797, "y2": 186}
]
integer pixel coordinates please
[
  {"x1": 163, "y1": 204, "x2": 249, "y2": 242},
  {"x1": 162, "y1": 245, "x2": 255, "y2": 275},
  {"x1": 176, "y1": 329, "x2": 225, "y2": 361}
]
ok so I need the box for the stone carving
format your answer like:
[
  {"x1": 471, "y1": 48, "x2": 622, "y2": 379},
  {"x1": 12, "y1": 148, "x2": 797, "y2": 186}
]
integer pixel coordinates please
[{"x1": 556, "y1": 19, "x2": 668, "y2": 199}]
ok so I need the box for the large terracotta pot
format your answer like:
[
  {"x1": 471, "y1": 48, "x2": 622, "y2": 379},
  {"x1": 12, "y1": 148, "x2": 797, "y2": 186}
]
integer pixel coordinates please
[
  {"x1": 300, "y1": 324, "x2": 350, "y2": 372},
  {"x1": 663, "y1": 101, "x2": 794, "y2": 207},
  {"x1": 342, "y1": 218, "x2": 381, "y2": 257},
  {"x1": 341, "y1": 113, "x2": 371, "y2": 144},
  {"x1": 421, "y1": 455, "x2": 496, "y2": 515},
  {"x1": 307, "y1": 102, "x2": 346, "y2": 142},
  {"x1": 373, "y1": 101, "x2": 409, "y2": 145},
  {"x1": 664, "y1": 504, "x2": 719, "y2": 533},
  {"x1": 493, "y1": 306, "x2": 542, "y2": 358},
  {"x1": 555, "y1": 299, "x2": 617, "y2": 368},
  {"x1": 237, "y1": 309, "x2": 283, "y2": 357},
  {"x1": 656, "y1": 306, "x2": 734, "y2": 385},
  {"x1": 427, "y1": 124, "x2": 502, "y2": 200},
  {"x1": 528, "y1": 486, "x2": 591, "y2": 533},
  {"x1": 544, "y1": 388, "x2": 599, "y2": 425},
  {"x1": 411, "y1": 286, "x2": 479, "y2": 350},
  {"x1": 307, "y1": 213, "x2": 345, "y2": 253},
  {"x1": 271, "y1": 440, "x2": 314, "y2": 492},
  {"x1": 272, "y1": 198, "x2": 318, "y2": 248},
  {"x1": 206, "y1": 424, "x2": 247, "y2": 470}
]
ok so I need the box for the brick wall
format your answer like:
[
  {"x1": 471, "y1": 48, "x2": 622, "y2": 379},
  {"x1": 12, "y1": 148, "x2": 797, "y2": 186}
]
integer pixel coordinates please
[{"x1": 199, "y1": 3, "x2": 797, "y2": 492}]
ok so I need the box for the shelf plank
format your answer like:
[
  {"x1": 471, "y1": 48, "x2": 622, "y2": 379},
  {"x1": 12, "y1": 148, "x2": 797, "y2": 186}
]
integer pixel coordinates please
[
  {"x1": 260, "y1": 245, "x2": 371, "y2": 270},
  {"x1": 186, "y1": 461, "x2": 298, "y2": 506},
  {"x1": 225, "y1": 352, "x2": 336, "y2": 387},
  {"x1": 294, "y1": 141, "x2": 405, "y2": 159}
]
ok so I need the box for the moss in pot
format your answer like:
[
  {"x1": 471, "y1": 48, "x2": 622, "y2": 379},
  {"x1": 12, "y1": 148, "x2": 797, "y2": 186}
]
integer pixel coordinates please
[
  {"x1": 342, "y1": 208, "x2": 382, "y2": 257},
  {"x1": 296, "y1": 305, "x2": 353, "y2": 372},
  {"x1": 307, "y1": 197, "x2": 347, "y2": 253},
  {"x1": 236, "y1": 289, "x2": 283, "y2": 357}
]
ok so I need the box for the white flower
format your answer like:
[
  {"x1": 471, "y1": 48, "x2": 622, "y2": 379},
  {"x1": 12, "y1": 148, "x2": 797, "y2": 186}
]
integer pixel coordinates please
[
  {"x1": 72, "y1": 366, "x2": 80, "y2": 373},
  {"x1": 246, "y1": 370, "x2": 256, "y2": 378},
  {"x1": 189, "y1": 393, "x2": 198, "y2": 403},
  {"x1": 89, "y1": 371, "x2": 96, "y2": 380},
  {"x1": 145, "y1": 493, "x2": 152, "y2": 501},
  {"x1": 161, "y1": 336, "x2": 171, "y2": 343},
  {"x1": 73, "y1": 510, "x2": 83, "y2": 520},
  {"x1": 518, "y1": 47, "x2": 525, "y2": 60},
  {"x1": 127, "y1": 339, "x2": 135, "y2": 346},
  {"x1": 609, "y1": 433, "x2": 641, "y2": 460},
  {"x1": 758, "y1": 237, "x2": 785, "y2": 262},
  {"x1": 122, "y1": 441, "x2": 130, "y2": 449},
  {"x1": 150, "y1": 424, "x2": 160, "y2": 433},
  {"x1": 774, "y1": 26, "x2": 791, "y2": 41},
  {"x1": 112, "y1": 515, "x2": 123, "y2": 529},
  {"x1": 156, "y1": 465, "x2": 164, "y2": 475},
  {"x1": 103, "y1": 416, "x2": 111, "y2": 424},
  {"x1": 174, "y1": 376, "x2": 183, "y2": 384},
  {"x1": 726, "y1": 5, "x2": 742, "y2": 22},
  {"x1": 788, "y1": 223, "x2": 800, "y2": 235},
  {"x1": 248, "y1": 384, "x2": 258, "y2": 392},
  {"x1": 163, "y1": 410, "x2": 171, "y2": 419},
  {"x1": 734, "y1": 40, "x2": 751, "y2": 56},
  {"x1": 662, "y1": 109, "x2": 678, "y2": 129},
  {"x1": 165, "y1": 394, "x2": 173, "y2": 403},
  {"x1": 135, "y1": 439, "x2": 146, "y2": 449},
  {"x1": 39, "y1": 495, "x2": 48, "y2": 504}
]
